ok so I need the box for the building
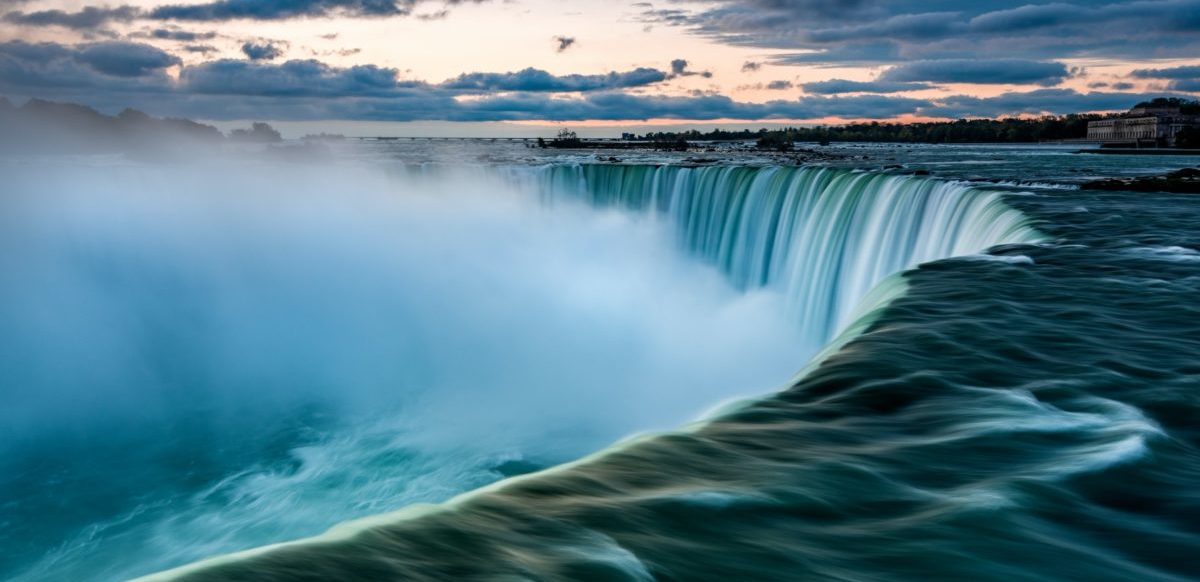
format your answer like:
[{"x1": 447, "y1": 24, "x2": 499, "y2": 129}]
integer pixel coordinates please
[{"x1": 1087, "y1": 103, "x2": 1200, "y2": 147}]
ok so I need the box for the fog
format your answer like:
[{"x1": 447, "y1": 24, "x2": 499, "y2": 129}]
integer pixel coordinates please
[
  {"x1": 0, "y1": 157, "x2": 811, "y2": 579},
  {"x1": 2, "y1": 159, "x2": 809, "y2": 445}
]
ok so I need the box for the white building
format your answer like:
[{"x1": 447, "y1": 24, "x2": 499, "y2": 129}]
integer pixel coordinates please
[{"x1": 1087, "y1": 105, "x2": 1199, "y2": 147}]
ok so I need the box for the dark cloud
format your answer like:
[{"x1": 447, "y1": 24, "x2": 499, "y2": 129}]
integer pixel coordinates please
[
  {"x1": 3, "y1": 0, "x2": 490, "y2": 26},
  {"x1": 242, "y1": 41, "x2": 284, "y2": 60},
  {"x1": 1131, "y1": 65, "x2": 1200, "y2": 79},
  {"x1": 180, "y1": 58, "x2": 416, "y2": 97},
  {"x1": 1, "y1": 46, "x2": 929, "y2": 121},
  {"x1": 0, "y1": 40, "x2": 175, "y2": 93},
  {"x1": 923, "y1": 88, "x2": 1187, "y2": 118},
  {"x1": 2, "y1": 5, "x2": 141, "y2": 29},
  {"x1": 802, "y1": 78, "x2": 934, "y2": 94},
  {"x1": 148, "y1": 0, "x2": 488, "y2": 21},
  {"x1": 554, "y1": 36, "x2": 576, "y2": 52},
  {"x1": 641, "y1": 0, "x2": 1200, "y2": 64},
  {"x1": 2, "y1": 41, "x2": 1186, "y2": 125},
  {"x1": 441, "y1": 67, "x2": 668, "y2": 92},
  {"x1": 75, "y1": 42, "x2": 181, "y2": 76},
  {"x1": 741, "y1": 61, "x2": 761, "y2": 72},
  {"x1": 57, "y1": 42, "x2": 178, "y2": 78},
  {"x1": 880, "y1": 59, "x2": 1070, "y2": 86},
  {"x1": 146, "y1": 28, "x2": 218, "y2": 41},
  {"x1": 669, "y1": 59, "x2": 712, "y2": 79},
  {"x1": 437, "y1": 92, "x2": 931, "y2": 122},
  {"x1": 765, "y1": 80, "x2": 793, "y2": 90},
  {"x1": 1131, "y1": 66, "x2": 1200, "y2": 91}
]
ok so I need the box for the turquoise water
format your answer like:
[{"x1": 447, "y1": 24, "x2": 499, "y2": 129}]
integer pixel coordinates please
[{"x1": 3, "y1": 145, "x2": 1199, "y2": 581}]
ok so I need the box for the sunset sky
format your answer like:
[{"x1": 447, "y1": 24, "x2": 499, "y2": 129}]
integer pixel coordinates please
[{"x1": 2, "y1": 0, "x2": 1199, "y2": 135}]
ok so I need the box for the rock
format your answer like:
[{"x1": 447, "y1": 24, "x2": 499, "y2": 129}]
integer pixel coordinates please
[{"x1": 1081, "y1": 168, "x2": 1200, "y2": 193}]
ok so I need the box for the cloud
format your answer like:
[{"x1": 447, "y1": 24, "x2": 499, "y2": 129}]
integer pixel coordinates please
[
  {"x1": 180, "y1": 58, "x2": 416, "y2": 97},
  {"x1": 148, "y1": 28, "x2": 218, "y2": 41},
  {"x1": 3, "y1": 0, "x2": 492, "y2": 25},
  {"x1": 668, "y1": 59, "x2": 712, "y2": 79},
  {"x1": 1129, "y1": 65, "x2": 1200, "y2": 91},
  {"x1": 439, "y1": 92, "x2": 931, "y2": 122},
  {"x1": 553, "y1": 36, "x2": 576, "y2": 52},
  {"x1": 741, "y1": 61, "x2": 761, "y2": 72},
  {"x1": 1088, "y1": 81, "x2": 1136, "y2": 90},
  {"x1": 441, "y1": 67, "x2": 668, "y2": 92},
  {"x1": 922, "y1": 88, "x2": 1186, "y2": 118},
  {"x1": 880, "y1": 59, "x2": 1070, "y2": 86},
  {"x1": 1131, "y1": 65, "x2": 1200, "y2": 79},
  {"x1": 2, "y1": 5, "x2": 141, "y2": 29},
  {"x1": 765, "y1": 80, "x2": 793, "y2": 90},
  {"x1": 2, "y1": 41, "x2": 1186, "y2": 125},
  {"x1": 802, "y1": 78, "x2": 934, "y2": 94},
  {"x1": 148, "y1": 0, "x2": 488, "y2": 21},
  {"x1": 0, "y1": 46, "x2": 931, "y2": 121},
  {"x1": 641, "y1": 0, "x2": 1200, "y2": 64},
  {"x1": 75, "y1": 41, "x2": 181, "y2": 77},
  {"x1": 242, "y1": 41, "x2": 284, "y2": 60},
  {"x1": 0, "y1": 40, "x2": 176, "y2": 92}
]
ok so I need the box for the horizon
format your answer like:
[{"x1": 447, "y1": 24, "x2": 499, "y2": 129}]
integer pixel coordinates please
[
  {"x1": 4, "y1": 94, "x2": 1184, "y2": 140},
  {"x1": 2, "y1": 1, "x2": 1200, "y2": 136}
]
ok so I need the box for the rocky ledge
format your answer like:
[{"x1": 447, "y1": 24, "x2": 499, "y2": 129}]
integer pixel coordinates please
[{"x1": 1081, "y1": 168, "x2": 1200, "y2": 194}]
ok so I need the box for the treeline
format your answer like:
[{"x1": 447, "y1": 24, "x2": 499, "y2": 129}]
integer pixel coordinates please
[
  {"x1": 0, "y1": 97, "x2": 284, "y2": 154},
  {"x1": 1136, "y1": 97, "x2": 1200, "y2": 115},
  {"x1": 635, "y1": 114, "x2": 1110, "y2": 146}
]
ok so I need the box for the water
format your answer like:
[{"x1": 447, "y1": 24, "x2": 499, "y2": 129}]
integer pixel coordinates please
[{"x1": 3, "y1": 144, "x2": 1199, "y2": 581}]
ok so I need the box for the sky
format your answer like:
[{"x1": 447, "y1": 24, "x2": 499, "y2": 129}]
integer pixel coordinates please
[{"x1": 1, "y1": 0, "x2": 1199, "y2": 135}]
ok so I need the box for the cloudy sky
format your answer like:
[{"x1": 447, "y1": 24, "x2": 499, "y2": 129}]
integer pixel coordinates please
[{"x1": 1, "y1": 0, "x2": 1199, "y2": 134}]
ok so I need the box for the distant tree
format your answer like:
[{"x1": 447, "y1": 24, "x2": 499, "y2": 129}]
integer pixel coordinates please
[
  {"x1": 230, "y1": 122, "x2": 283, "y2": 143},
  {"x1": 627, "y1": 113, "x2": 1118, "y2": 145},
  {"x1": 548, "y1": 128, "x2": 581, "y2": 148},
  {"x1": 1135, "y1": 97, "x2": 1200, "y2": 114},
  {"x1": 756, "y1": 133, "x2": 793, "y2": 152}
]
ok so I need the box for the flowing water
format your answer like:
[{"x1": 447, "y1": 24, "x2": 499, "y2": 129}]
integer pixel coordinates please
[{"x1": 3, "y1": 144, "x2": 1199, "y2": 581}]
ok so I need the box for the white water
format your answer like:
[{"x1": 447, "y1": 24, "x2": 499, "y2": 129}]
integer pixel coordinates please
[
  {"x1": 1, "y1": 160, "x2": 807, "y2": 581},
  {"x1": 519, "y1": 165, "x2": 1040, "y2": 339},
  {"x1": 1, "y1": 159, "x2": 1040, "y2": 581}
]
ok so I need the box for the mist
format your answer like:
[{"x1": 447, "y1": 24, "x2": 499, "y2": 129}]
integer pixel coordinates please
[
  {"x1": 0, "y1": 156, "x2": 810, "y2": 580},
  {"x1": 2, "y1": 158, "x2": 809, "y2": 441}
]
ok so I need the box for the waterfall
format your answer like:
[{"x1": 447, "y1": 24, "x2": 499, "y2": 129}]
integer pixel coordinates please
[
  {"x1": 135, "y1": 164, "x2": 1048, "y2": 582},
  {"x1": 516, "y1": 164, "x2": 1042, "y2": 342}
]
